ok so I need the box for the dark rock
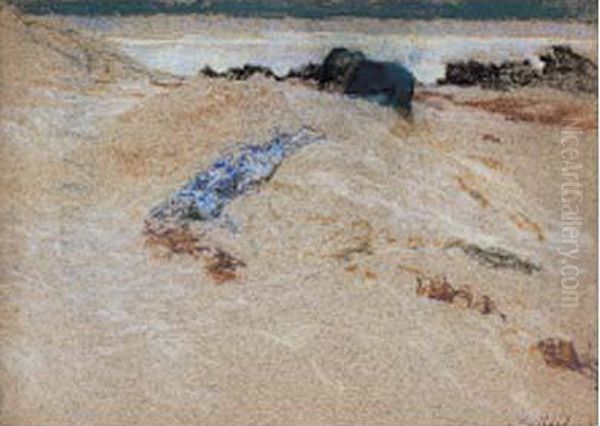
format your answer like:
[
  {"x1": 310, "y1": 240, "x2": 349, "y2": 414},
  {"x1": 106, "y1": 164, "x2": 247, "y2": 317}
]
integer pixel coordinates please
[
  {"x1": 318, "y1": 47, "x2": 415, "y2": 113},
  {"x1": 345, "y1": 59, "x2": 415, "y2": 112},
  {"x1": 200, "y1": 62, "x2": 322, "y2": 83},
  {"x1": 284, "y1": 62, "x2": 322, "y2": 81},
  {"x1": 199, "y1": 65, "x2": 220, "y2": 78},
  {"x1": 540, "y1": 45, "x2": 598, "y2": 93},
  {"x1": 443, "y1": 60, "x2": 497, "y2": 87},
  {"x1": 199, "y1": 64, "x2": 282, "y2": 81},
  {"x1": 440, "y1": 59, "x2": 540, "y2": 90},
  {"x1": 318, "y1": 47, "x2": 366, "y2": 90},
  {"x1": 199, "y1": 47, "x2": 416, "y2": 113},
  {"x1": 439, "y1": 45, "x2": 597, "y2": 94}
]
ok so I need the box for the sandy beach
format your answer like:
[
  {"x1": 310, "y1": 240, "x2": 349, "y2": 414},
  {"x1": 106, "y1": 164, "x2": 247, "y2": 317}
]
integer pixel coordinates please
[{"x1": 0, "y1": 4, "x2": 597, "y2": 425}]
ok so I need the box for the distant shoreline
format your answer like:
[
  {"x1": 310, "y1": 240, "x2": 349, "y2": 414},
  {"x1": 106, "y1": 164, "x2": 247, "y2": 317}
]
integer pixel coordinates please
[{"x1": 9, "y1": 0, "x2": 596, "y2": 21}]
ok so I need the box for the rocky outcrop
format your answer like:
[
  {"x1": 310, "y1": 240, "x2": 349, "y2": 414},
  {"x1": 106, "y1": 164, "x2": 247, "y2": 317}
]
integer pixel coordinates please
[
  {"x1": 200, "y1": 64, "x2": 285, "y2": 81},
  {"x1": 539, "y1": 45, "x2": 598, "y2": 93},
  {"x1": 317, "y1": 47, "x2": 366, "y2": 90},
  {"x1": 318, "y1": 47, "x2": 415, "y2": 112},
  {"x1": 439, "y1": 45, "x2": 597, "y2": 94},
  {"x1": 199, "y1": 62, "x2": 322, "y2": 82},
  {"x1": 440, "y1": 59, "x2": 538, "y2": 90},
  {"x1": 199, "y1": 47, "x2": 415, "y2": 113},
  {"x1": 284, "y1": 62, "x2": 322, "y2": 81}
]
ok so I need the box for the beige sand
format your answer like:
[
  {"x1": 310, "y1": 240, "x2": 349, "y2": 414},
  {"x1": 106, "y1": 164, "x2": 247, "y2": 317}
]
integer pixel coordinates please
[{"x1": 0, "y1": 5, "x2": 597, "y2": 425}]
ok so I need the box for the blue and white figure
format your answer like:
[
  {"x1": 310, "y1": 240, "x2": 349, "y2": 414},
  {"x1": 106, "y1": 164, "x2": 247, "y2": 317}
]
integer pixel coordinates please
[{"x1": 149, "y1": 127, "x2": 323, "y2": 222}]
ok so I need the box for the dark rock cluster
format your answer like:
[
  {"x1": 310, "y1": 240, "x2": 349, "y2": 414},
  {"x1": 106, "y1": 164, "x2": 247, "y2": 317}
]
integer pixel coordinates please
[
  {"x1": 440, "y1": 59, "x2": 538, "y2": 90},
  {"x1": 439, "y1": 45, "x2": 597, "y2": 94},
  {"x1": 199, "y1": 62, "x2": 323, "y2": 84},
  {"x1": 539, "y1": 45, "x2": 598, "y2": 93},
  {"x1": 200, "y1": 63, "x2": 284, "y2": 81},
  {"x1": 199, "y1": 47, "x2": 416, "y2": 113},
  {"x1": 284, "y1": 62, "x2": 322, "y2": 81}
]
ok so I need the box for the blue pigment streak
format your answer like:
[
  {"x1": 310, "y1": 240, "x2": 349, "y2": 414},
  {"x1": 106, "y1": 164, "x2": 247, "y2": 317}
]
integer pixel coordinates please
[{"x1": 150, "y1": 127, "x2": 323, "y2": 222}]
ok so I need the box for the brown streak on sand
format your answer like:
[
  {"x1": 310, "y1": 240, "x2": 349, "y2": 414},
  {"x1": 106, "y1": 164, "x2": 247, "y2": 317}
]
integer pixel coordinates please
[
  {"x1": 329, "y1": 219, "x2": 374, "y2": 260},
  {"x1": 301, "y1": 214, "x2": 338, "y2": 225},
  {"x1": 482, "y1": 133, "x2": 502, "y2": 144},
  {"x1": 144, "y1": 222, "x2": 245, "y2": 284},
  {"x1": 407, "y1": 235, "x2": 426, "y2": 250},
  {"x1": 205, "y1": 250, "x2": 247, "y2": 284},
  {"x1": 458, "y1": 97, "x2": 596, "y2": 130},
  {"x1": 455, "y1": 175, "x2": 490, "y2": 208},
  {"x1": 416, "y1": 89, "x2": 596, "y2": 130},
  {"x1": 416, "y1": 275, "x2": 501, "y2": 317},
  {"x1": 413, "y1": 90, "x2": 456, "y2": 103},
  {"x1": 534, "y1": 338, "x2": 598, "y2": 383},
  {"x1": 398, "y1": 264, "x2": 425, "y2": 276},
  {"x1": 468, "y1": 155, "x2": 505, "y2": 171},
  {"x1": 510, "y1": 212, "x2": 545, "y2": 241}
]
